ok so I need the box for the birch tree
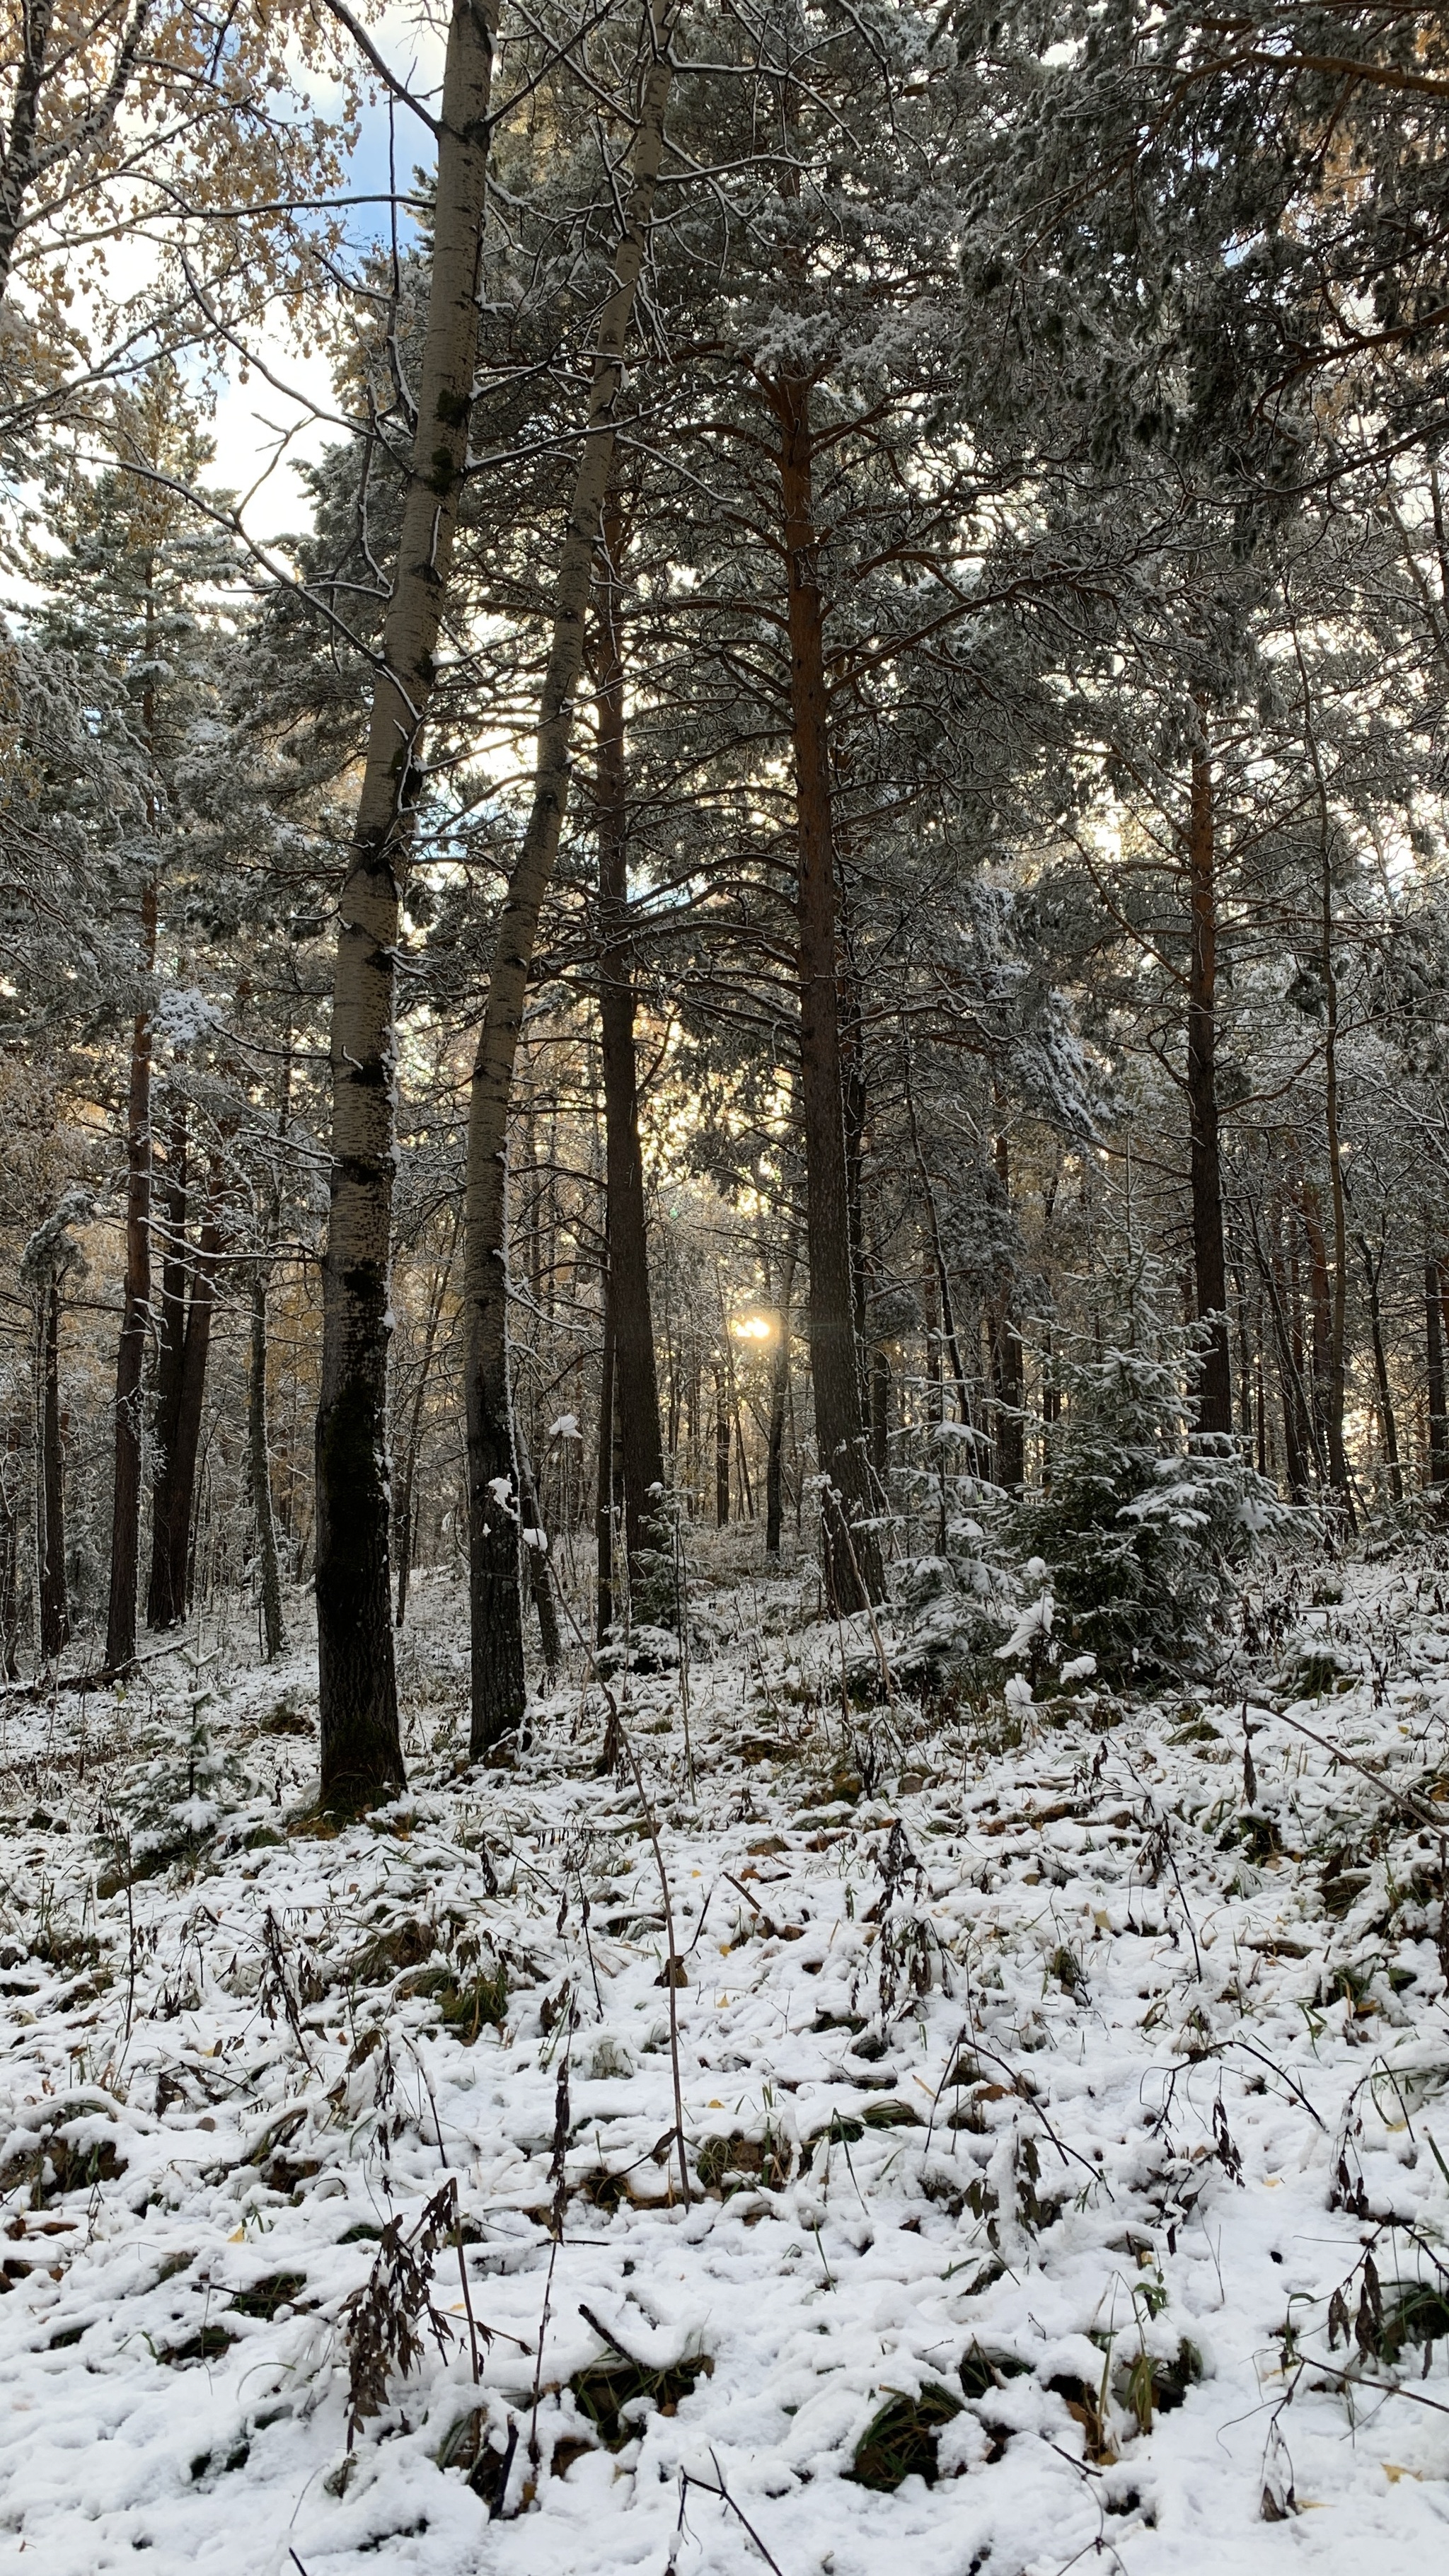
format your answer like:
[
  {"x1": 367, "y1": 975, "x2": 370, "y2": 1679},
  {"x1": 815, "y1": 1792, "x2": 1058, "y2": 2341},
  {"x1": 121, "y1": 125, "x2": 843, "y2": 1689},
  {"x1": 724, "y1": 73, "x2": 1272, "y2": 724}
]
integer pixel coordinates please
[{"x1": 314, "y1": 0, "x2": 497, "y2": 1808}]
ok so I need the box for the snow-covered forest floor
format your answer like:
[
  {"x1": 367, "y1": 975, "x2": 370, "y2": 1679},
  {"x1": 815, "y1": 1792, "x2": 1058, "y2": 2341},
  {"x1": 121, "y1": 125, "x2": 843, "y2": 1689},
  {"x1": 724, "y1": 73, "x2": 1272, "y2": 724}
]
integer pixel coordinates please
[{"x1": 3, "y1": 1552, "x2": 1449, "y2": 2575}]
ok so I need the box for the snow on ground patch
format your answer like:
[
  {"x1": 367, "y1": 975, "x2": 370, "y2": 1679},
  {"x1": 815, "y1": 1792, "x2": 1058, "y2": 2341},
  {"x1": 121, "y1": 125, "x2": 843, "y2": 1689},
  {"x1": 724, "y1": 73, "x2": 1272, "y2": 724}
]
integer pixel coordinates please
[{"x1": 0, "y1": 1560, "x2": 1448, "y2": 2572}]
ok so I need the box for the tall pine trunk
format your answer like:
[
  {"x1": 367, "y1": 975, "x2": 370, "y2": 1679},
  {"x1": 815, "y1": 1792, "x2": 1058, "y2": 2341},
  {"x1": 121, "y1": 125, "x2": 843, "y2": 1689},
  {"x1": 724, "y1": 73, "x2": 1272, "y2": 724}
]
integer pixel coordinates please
[
  {"x1": 153, "y1": 1174, "x2": 221, "y2": 1621},
  {"x1": 248, "y1": 1263, "x2": 284, "y2": 1660},
  {"x1": 1320, "y1": 847, "x2": 1353, "y2": 1514},
  {"x1": 105, "y1": 870, "x2": 157, "y2": 1673},
  {"x1": 518, "y1": 1445, "x2": 561, "y2": 1668},
  {"x1": 1360, "y1": 1237, "x2": 1402, "y2": 1503},
  {"x1": 147, "y1": 1099, "x2": 187, "y2": 1625},
  {"x1": 250, "y1": 1038, "x2": 290, "y2": 1663},
  {"x1": 766, "y1": 1250, "x2": 795, "y2": 1556},
  {"x1": 992, "y1": 1128, "x2": 1025, "y2": 1491},
  {"x1": 463, "y1": 1, "x2": 677, "y2": 1756},
  {"x1": 0, "y1": 1421, "x2": 20, "y2": 1680},
  {"x1": 774, "y1": 379, "x2": 883, "y2": 1610},
  {"x1": 1185, "y1": 737, "x2": 1232, "y2": 1436},
  {"x1": 394, "y1": 1246, "x2": 451, "y2": 1631},
  {"x1": 713, "y1": 1366, "x2": 730, "y2": 1528},
  {"x1": 314, "y1": 0, "x2": 496, "y2": 1807},
  {"x1": 150, "y1": 1150, "x2": 223, "y2": 1626},
  {"x1": 37, "y1": 1272, "x2": 67, "y2": 1660},
  {"x1": 1427, "y1": 1249, "x2": 1448, "y2": 1489},
  {"x1": 595, "y1": 503, "x2": 666, "y2": 1580},
  {"x1": 595, "y1": 1280, "x2": 617, "y2": 1643}
]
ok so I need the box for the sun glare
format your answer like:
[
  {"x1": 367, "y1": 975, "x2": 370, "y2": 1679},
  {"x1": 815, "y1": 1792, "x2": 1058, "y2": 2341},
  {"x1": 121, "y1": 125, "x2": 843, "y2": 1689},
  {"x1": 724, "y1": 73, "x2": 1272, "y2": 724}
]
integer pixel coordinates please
[{"x1": 732, "y1": 1314, "x2": 773, "y2": 1341}]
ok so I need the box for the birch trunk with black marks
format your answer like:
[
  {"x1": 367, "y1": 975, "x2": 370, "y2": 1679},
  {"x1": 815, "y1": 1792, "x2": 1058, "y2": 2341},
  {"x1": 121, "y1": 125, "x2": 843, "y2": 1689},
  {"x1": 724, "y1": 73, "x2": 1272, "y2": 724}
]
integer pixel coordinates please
[
  {"x1": 463, "y1": 1, "x2": 678, "y2": 1755},
  {"x1": 314, "y1": 0, "x2": 497, "y2": 1808}
]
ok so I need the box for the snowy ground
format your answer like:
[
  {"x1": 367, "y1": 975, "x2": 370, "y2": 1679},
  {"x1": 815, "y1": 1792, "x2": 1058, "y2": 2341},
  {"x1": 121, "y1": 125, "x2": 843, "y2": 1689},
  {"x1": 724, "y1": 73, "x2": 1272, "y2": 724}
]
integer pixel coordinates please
[{"x1": 2, "y1": 1552, "x2": 1449, "y2": 2575}]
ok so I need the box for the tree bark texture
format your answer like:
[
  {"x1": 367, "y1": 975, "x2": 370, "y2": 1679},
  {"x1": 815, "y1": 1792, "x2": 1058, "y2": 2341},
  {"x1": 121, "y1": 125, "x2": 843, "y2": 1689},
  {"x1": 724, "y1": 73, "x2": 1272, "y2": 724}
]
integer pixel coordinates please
[
  {"x1": 596, "y1": 1282, "x2": 616, "y2": 1642},
  {"x1": 1320, "y1": 857, "x2": 1353, "y2": 1511},
  {"x1": 463, "y1": 0, "x2": 678, "y2": 1756},
  {"x1": 146, "y1": 1099, "x2": 187, "y2": 1626},
  {"x1": 314, "y1": 0, "x2": 497, "y2": 1807},
  {"x1": 248, "y1": 1265, "x2": 285, "y2": 1661},
  {"x1": 0, "y1": 0, "x2": 54, "y2": 300},
  {"x1": 713, "y1": 1366, "x2": 730, "y2": 1528},
  {"x1": 37, "y1": 1273, "x2": 67, "y2": 1660},
  {"x1": 991, "y1": 1129, "x2": 1025, "y2": 1491},
  {"x1": 1361, "y1": 1236, "x2": 1403, "y2": 1503},
  {"x1": 766, "y1": 1252, "x2": 795, "y2": 1555},
  {"x1": 906, "y1": 1062, "x2": 971, "y2": 1436},
  {"x1": 1185, "y1": 739, "x2": 1232, "y2": 1436},
  {"x1": 1427, "y1": 1252, "x2": 1448, "y2": 1488},
  {"x1": 105, "y1": 870, "x2": 157, "y2": 1673},
  {"x1": 0, "y1": 1421, "x2": 20, "y2": 1680},
  {"x1": 394, "y1": 1227, "x2": 454, "y2": 1630},
  {"x1": 595, "y1": 506, "x2": 666, "y2": 1577},
  {"x1": 775, "y1": 379, "x2": 884, "y2": 1610},
  {"x1": 518, "y1": 1445, "x2": 562, "y2": 1668},
  {"x1": 149, "y1": 1155, "x2": 221, "y2": 1627}
]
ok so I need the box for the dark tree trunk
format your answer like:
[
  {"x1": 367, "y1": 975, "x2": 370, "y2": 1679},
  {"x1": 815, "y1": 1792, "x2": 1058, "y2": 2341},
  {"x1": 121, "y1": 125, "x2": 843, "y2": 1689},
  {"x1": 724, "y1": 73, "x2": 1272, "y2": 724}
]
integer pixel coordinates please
[
  {"x1": 0, "y1": 1420, "x2": 21, "y2": 1680},
  {"x1": 1262, "y1": 1204, "x2": 1312, "y2": 1500},
  {"x1": 1186, "y1": 738, "x2": 1232, "y2": 1436},
  {"x1": 991, "y1": 1130, "x2": 1025, "y2": 1492},
  {"x1": 1360, "y1": 1237, "x2": 1403, "y2": 1504},
  {"x1": 870, "y1": 1342, "x2": 889, "y2": 1493},
  {"x1": 841, "y1": 972, "x2": 870, "y2": 1405},
  {"x1": 518, "y1": 1446, "x2": 562, "y2": 1668},
  {"x1": 1232, "y1": 1258, "x2": 1253, "y2": 1443},
  {"x1": 146, "y1": 1099, "x2": 187, "y2": 1627},
  {"x1": 250, "y1": 1044, "x2": 290, "y2": 1665},
  {"x1": 734, "y1": 1411, "x2": 754, "y2": 1519},
  {"x1": 923, "y1": 1251, "x2": 942, "y2": 1428},
  {"x1": 1427, "y1": 1252, "x2": 1448, "y2": 1489},
  {"x1": 713, "y1": 1365, "x2": 730, "y2": 1529},
  {"x1": 905, "y1": 1067, "x2": 971, "y2": 1435},
  {"x1": 316, "y1": 0, "x2": 497, "y2": 1809},
  {"x1": 461, "y1": 4, "x2": 677, "y2": 1757},
  {"x1": 596, "y1": 1282, "x2": 616, "y2": 1642},
  {"x1": 394, "y1": 1232, "x2": 453, "y2": 1629},
  {"x1": 766, "y1": 1254, "x2": 794, "y2": 1556},
  {"x1": 775, "y1": 380, "x2": 883, "y2": 1612},
  {"x1": 38, "y1": 1274, "x2": 67, "y2": 1660},
  {"x1": 149, "y1": 1167, "x2": 221, "y2": 1627},
  {"x1": 248, "y1": 1264, "x2": 284, "y2": 1660},
  {"x1": 105, "y1": 872, "x2": 157, "y2": 1673},
  {"x1": 594, "y1": 504, "x2": 666, "y2": 1579}
]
